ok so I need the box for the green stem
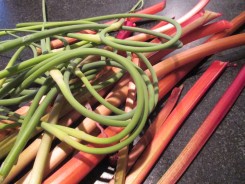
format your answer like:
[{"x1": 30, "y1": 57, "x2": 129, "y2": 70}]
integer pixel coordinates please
[
  {"x1": 0, "y1": 122, "x2": 22, "y2": 130},
  {"x1": 0, "y1": 14, "x2": 181, "y2": 53},
  {"x1": 0, "y1": 46, "x2": 26, "y2": 88},
  {"x1": 74, "y1": 67, "x2": 125, "y2": 115}
]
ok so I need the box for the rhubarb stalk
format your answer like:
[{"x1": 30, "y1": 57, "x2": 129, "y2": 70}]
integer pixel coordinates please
[
  {"x1": 158, "y1": 65, "x2": 245, "y2": 184},
  {"x1": 125, "y1": 61, "x2": 228, "y2": 184}
]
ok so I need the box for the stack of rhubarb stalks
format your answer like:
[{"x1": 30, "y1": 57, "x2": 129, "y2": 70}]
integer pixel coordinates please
[{"x1": 0, "y1": 0, "x2": 244, "y2": 183}]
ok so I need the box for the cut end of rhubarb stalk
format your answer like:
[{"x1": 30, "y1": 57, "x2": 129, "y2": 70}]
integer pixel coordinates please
[
  {"x1": 157, "y1": 0, "x2": 166, "y2": 10},
  {"x1": 161, "y1": 0, "x2": 167, "y2": 9}
]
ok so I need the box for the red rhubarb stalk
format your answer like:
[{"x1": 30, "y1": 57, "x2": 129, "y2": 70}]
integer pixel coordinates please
[
  {"x1": 125, "y1": 61, "x2": 228, "y2": 184},
  {"x1": 158, "y1": 65, "x2": 245, "y2": 184}
]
